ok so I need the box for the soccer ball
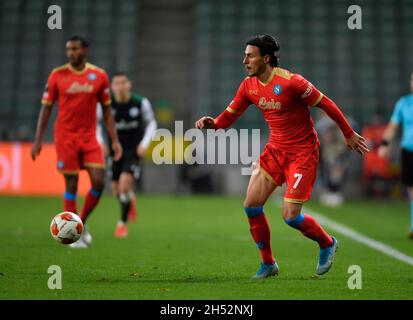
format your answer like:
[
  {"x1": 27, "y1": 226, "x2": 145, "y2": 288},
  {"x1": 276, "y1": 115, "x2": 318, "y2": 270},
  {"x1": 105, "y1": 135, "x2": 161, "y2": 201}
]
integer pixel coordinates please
[{"x1": 50, "y1": 212, "x2": 83, "y2": 244}]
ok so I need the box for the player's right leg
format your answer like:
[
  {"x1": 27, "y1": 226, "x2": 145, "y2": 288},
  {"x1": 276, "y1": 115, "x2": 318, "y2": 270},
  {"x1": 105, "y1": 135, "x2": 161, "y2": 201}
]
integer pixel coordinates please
[
  {"x1": 79, "y1": 138, "x2": 106, "y2": 225},
  {"x1": 114, "y1": 172, "x2": 134, "y2": 238},
  {"x1": 63, "y1": 174, "x2": 78, "y2": 213},
  {"x1": 244, "y1": 161, "x2": 278, "y2": 279},
  {"x1": 54, "y1": 137, "x2": 89, "y2": 248},
  {"x1": 282, "y1": 149, "x2": 337, "y2": 275},
  {"x1": 55, "y1": 136, "x2": 80, "y2": 214}
]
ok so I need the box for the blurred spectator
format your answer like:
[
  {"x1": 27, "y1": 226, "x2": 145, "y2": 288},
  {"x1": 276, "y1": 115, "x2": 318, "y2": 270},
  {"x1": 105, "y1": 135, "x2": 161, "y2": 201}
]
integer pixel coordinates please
[
  {"x1": 179, "y1": 149, "x2": 213, "y2": 194},
  {"x1": 362, "y1": 113, "x2": 392, "y2": 197},
  {"x1": 316, "y1": 112, "x2": 361, "y2": 206},
  {"x1": 180, "y1": 162, "x2": 213, "y2": 194},
  {"x1": 9, "y1": 125, "x2": 32, "y2": 141}
]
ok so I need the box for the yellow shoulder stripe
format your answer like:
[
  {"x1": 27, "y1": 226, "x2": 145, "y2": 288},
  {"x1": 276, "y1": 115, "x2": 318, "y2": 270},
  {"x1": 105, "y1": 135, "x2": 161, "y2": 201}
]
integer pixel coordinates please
[
  {"x1": 274, "y1": 67, "x2": 292, "y2": 80},
  {"x1": 51, "y1": 63, "x2": 69, "y2": 74},
  {"x1": 86, "y1": 63, "x2": 105, "y2": 73}
]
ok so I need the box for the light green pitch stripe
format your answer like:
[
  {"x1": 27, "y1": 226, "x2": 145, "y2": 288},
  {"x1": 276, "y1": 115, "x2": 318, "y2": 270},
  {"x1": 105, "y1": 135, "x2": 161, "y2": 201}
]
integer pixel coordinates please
[{"x1": 305, "y1": 207, "x2": 413, "y2": 267}]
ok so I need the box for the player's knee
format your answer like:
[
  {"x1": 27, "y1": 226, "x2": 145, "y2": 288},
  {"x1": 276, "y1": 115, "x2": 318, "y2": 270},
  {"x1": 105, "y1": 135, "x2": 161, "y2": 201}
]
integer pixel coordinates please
[
  {"x1": 282, "y1": 203, "x2": 301, "y2": 221},
  {"x1": 283, "y1": 206, "x2": 304, "y2": 230},
  {"x1": 243, "y1": 198, "x2": 264, "y2": 208},
  {"x1": 92, "y1": 178, "x2": 105, "y2": 192},
  {"x1": 64, "y1": 175, "x2": 78, "y2": 193}
]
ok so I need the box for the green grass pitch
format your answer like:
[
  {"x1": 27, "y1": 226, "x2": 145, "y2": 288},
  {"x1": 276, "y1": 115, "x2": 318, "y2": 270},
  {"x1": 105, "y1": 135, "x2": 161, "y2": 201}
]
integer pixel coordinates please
[{"x1": 0, "y1": 195, "x2": 412, "y2": 299}]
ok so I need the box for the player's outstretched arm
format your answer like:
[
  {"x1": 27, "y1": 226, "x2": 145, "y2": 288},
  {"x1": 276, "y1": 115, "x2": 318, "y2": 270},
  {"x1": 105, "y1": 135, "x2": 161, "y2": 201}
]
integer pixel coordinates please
[
  {"x1": 195, "y1": 80, "x2": 250, "y2": 130},
  {"x1": 31, "y1": 104, "x2": 53, "y2": 161},
  {"x1": 316, "y1": 95, "x2": 370, "y2": 155},
  {"x1": 195, "y1": 106, "x2": 245, "y2": 130},
  {"x1": 101, "y1": 104, "x2": 122, "y2": 161}
]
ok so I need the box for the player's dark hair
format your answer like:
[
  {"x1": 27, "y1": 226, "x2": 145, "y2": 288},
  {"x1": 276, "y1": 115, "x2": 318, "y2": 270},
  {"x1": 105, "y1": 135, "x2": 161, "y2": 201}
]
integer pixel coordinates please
[
  {"x1": 246, "y1": 35, "x2": 280, "y2": 67},
  {"x1": 67, "y1": 36, "x2": 89, "y2": 48}
]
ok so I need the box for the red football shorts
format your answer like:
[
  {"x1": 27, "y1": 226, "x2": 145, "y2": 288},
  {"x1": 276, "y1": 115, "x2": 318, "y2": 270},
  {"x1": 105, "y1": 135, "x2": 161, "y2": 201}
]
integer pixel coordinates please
[
  {"x1": 54, "y1": 135, "x2": 105, "y2": 174},
  {"x1": 258, "y1": 144, "x2": 319, "y2": 204}
]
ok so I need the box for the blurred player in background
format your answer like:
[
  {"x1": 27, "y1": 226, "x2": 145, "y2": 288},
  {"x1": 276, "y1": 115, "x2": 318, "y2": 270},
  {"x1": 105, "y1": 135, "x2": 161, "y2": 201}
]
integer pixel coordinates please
[
  {"x1": 195, "y1": 35, "x2": 369, "y2": 279},
  {"x1": 31, "y1": 36, "x2": 122, "y2": 248},
  {"x1": 110, "y1": 72, "x2": 157, "y2": 238},
  {"x1": 379, "y1": 72, "x2": 413, "y2": 239}
]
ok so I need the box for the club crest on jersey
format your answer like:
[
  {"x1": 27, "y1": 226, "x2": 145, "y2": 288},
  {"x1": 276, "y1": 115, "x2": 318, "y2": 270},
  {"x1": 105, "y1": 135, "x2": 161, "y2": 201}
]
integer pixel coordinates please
[
  {"x1": 273, "y1": 84, "x2": 282, "y2": 95},
  {"x1": 88, "y1": 73, "x2": 97, "y2": 81},
  {"x1": 57, "y1": 161, "x2": 64, "y2": 169},
  {"x1": 129, "y1": 107, "x2": 140, "y2": 118},
  {"x1": 258, "y1": 97, "x2": 281, "y2": 110}
]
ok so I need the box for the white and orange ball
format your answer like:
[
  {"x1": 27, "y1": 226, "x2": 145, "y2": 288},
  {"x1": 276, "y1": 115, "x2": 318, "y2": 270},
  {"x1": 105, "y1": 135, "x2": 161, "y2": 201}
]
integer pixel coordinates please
[{"x1": 50, "y1": 212, "x2": 83, "y2": 244}]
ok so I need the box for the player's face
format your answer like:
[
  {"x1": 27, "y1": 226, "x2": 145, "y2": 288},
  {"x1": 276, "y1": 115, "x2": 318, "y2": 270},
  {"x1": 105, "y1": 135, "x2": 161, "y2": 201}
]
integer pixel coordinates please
[
  {"x1": 66, "y1": 41, "x2": 87, "y2": 67},
  {"x1": 111, "y1": 76, "x2": 131, "y2": 96},
  {"x1": 243, "y1": 45, "x2": 267, "y2": 77}
]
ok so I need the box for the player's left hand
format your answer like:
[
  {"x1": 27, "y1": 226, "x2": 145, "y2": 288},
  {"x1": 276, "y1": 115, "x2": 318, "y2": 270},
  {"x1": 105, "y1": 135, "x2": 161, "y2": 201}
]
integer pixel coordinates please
[
  {"x1": 137, "y1": 144, "x2": 147, "y2": 158},
  {"x1": 112, "y1": 141, "x2": 123, "y2": 161},
  {"x1": 346, "y1": 132, "x2": 370, "y2": 155}
]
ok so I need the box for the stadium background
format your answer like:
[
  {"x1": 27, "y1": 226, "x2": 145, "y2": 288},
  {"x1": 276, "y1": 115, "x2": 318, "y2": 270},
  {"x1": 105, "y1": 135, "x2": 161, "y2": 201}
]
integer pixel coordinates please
[
  {"x1": 0, "y1": 0, "x2": 412, "y2": 198},
  {"x1": 1, "y1": 0, "x2": 413, "y2": 301}
]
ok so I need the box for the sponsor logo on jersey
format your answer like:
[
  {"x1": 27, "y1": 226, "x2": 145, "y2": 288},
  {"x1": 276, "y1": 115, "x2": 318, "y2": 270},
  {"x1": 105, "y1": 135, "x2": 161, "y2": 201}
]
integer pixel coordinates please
[
  {"x1": 116, "y1": 120, "x2": 139, "y2": 130},
  {"x1": 88, "y1": 72, "x2": 97, "y2": 81},
  {"x1": 273, "y1": 84, "x2": 282, "y2": 95},
  {"x1": 129, "y1": 106, "x2": 140, "y2": 118},
  {"x1": 258, "y1": 97, "x2": 281, "y2": 110},
  {"x1": 66, "y1": 82, "x2": 94, "y2": 94},
  {"x1": 301, "y1": 83, "x2": 313, "y2": 99},
  {"x1": 289, "y1": 188, "x2": 301, "y2": 194}
]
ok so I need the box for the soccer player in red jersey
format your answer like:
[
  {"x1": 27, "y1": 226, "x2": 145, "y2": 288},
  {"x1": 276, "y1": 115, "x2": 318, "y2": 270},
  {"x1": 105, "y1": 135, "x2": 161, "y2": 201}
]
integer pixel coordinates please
[
  {"x1": 195, "y1": 35, "x2": 369, "y2": 278},
  {"x1": 31, "y1": 36, "x2": 122, "y2": 248}
]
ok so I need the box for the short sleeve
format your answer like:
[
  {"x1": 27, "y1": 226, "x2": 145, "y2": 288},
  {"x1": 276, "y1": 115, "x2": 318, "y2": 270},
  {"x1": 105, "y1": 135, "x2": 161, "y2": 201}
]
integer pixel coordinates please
[
  {"x1": 290, "y1": 74, "x2": 324, "y2": 107},
  {"x1": 225, "y1": 79, "x2": 251, "y2": 116},
  {"x1": 390, "y1": 98, "x2": 404, "y2": 125},
  {"x1": 41, "y1": 71, "x2": 57, "y2": 106},
  {"x1": 99, "y1": 71, "x2": 111, "y2": 107}
]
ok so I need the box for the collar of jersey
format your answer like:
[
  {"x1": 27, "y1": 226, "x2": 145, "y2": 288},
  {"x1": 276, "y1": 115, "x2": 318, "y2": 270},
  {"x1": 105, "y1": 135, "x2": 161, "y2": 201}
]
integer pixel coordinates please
[
  {"x1": 67, "y1": 63, "x2": 90, "y2": 75},
  {"x1": 258, "y1": 67, "x2": 277, "y2": 86}
]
